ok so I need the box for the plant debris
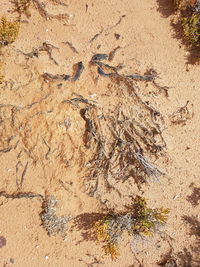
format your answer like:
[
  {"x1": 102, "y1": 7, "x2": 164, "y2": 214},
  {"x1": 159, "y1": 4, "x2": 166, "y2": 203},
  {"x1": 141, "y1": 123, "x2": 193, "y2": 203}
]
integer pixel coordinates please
[
  {"x1": 40, "y1": 196, "x2": 70, "y2": 237},
  {"x1": 77, "y1": 59, "x2": 167, "y2": 197},
  {"x1": 11, "y1": 0, "x2": 69, "y2": 21},
  {"x1": 170, "y1": 101, "x2": 193, "y2": 125},
  {"x1": 17, "y1": 42, "x2": 59, "y2": 64},
  {"x1": 0, "y1": 191, "x2": 44, "y2": 199}
]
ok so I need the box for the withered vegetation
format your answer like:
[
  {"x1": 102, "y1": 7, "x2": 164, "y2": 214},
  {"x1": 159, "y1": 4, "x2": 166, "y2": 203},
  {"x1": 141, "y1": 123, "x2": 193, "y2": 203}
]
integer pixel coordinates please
[{"x1": 11, "y1": 0, "x2": 69, "y2": 21}]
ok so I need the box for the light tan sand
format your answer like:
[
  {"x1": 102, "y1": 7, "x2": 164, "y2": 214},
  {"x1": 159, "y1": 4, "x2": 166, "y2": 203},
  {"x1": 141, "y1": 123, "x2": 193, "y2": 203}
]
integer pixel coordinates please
[{"x1": 0, "y1": 0, "x2": 199, "y2": 266}]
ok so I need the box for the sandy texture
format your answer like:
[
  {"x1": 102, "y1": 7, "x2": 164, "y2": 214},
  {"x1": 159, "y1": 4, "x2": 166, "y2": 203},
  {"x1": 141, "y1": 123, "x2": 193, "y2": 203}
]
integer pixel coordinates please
[{"x1": 0, "y1": 0, "x2": 200, "y2": 266}]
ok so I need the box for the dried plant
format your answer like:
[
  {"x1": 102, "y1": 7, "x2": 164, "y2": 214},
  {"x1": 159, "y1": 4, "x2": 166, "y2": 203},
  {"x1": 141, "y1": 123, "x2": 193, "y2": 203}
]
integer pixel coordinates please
[
  {"x1": 40, "y1": 196, "x2": 70, "y2": 237},
  {"x1": 11, "y1": 0, "x2": 31, "y2": 18},
  {"x1": 11, "y1": 0, "x2": 69, "y2": 21},
  {"x1": 80, "y1": 80, "x2": 166, "y2": 197}
]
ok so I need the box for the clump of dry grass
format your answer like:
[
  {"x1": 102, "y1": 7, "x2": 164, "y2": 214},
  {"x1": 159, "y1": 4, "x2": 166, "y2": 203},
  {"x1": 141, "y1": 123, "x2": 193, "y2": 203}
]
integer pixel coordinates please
[
  {"x1": 0, "y1": 16, "x2": 20, "y2": 46},
  {"x1": 93, "y1": 196, "x2": 169, "y2": 260}
]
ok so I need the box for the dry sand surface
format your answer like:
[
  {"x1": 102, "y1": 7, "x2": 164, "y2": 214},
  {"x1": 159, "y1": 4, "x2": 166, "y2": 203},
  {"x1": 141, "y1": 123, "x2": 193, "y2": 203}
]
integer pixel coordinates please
[{"x1": 0, "y1": 0, "x2": 200, "y2": 266}]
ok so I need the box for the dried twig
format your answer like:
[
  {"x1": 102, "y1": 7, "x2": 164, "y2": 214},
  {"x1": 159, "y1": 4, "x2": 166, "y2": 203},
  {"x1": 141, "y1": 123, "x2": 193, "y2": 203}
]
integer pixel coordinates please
[
  {"x1": 32, "y1": 0, "x2": 69, "y2": 20},
  {"x1": 170, "y1": 101, "x2": 193, "y2": 125},
  {"x1": 108, "y1": 46, "x2": 120, "y2": 61},
  {"x1": 17, "y1": 42, "x2": 59, "y2": 64},
  {"x1": 89, "y1": 29, "x2": 103, "y2": 43},
  {"x1": 0, "y1": 191, "x2": 44, "y2": 199},
  {"x1": 63, "y1": 41, "x2": 78, "y2": 54},
  {"x1": 72, "y1": 62, "x2": 84, "y2": 81},
  {"x1": 42, "y1": 138, "x2": 51, "y2": 160},
  {"x1": 20, "y1": 161, "x2": 29, "y2": 188}
]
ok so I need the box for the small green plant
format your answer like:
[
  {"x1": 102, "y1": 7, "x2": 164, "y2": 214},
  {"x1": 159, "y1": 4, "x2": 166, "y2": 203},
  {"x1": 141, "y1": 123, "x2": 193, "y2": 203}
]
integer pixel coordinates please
[
  {"x1": 182, "y1": 13, "x2": 200, "y2": 47},
  {"x1": 94, "y1": 196, "x2": 169, "y2": 260},
  {"x1": 0, "y1": 16, "x2": 20, "y2": 46}
]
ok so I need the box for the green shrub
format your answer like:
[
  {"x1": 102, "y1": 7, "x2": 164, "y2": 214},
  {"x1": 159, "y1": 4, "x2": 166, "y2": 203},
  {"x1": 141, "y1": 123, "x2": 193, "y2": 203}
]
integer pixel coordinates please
[
  {"x1": 182, "y1": 13, "x2": 200, "y2": 47},
  {"x1": 94, "y1": 196, "x2": 169, "y2": 260}
]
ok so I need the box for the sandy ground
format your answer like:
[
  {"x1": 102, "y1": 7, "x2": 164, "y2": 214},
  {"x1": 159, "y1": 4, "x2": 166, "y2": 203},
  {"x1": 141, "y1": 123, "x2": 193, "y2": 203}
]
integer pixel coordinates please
[{"x1": 0, "y1": 0, "x2": 200, "y2": 266}]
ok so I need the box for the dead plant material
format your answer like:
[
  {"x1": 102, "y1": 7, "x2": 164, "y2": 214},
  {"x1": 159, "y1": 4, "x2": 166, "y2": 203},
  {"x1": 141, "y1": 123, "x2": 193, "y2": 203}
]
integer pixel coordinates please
[
  {"x1": 83, "y1": 105, "x2": 165, "y2": 195},
  {"x1": 11, "y1": 0, "x2": 32, "y2": 19},
  {"x1": 0, "y1": 191, "x2": 44, "y2": 199},
  {"x1": 12, "y1": 0, "x2": 69, "y2": 21},
  {"x1": 91, "y1": 55, "x2": 169, "y2": 98},
  {"x1": 17, "y1": 42, "x2": 59, "y2": 64},
  {"x1": 89, "y1": 29, "x2": 103, "y2": 43},
  {"x1": 15, "y1": 161, "x2": 29, "y2": 189},
  {"x1": 42, "y1": 72, "x2": 70, "y2": 81},
  {"x1": 78, "y1": 61, "x2": 167, "y2": 196},
  {"x1": 158, "y1": 249, "x2": 178, "y2": 267},
  {"x1": 20, "y1": 161, "x2": 29, "y2": 188},
  {"x1": 62, "y1": 94, "x2": 95, "y2": 108},
  {"x1": 0, "y1": 147, "x2": 13, "y2": 153},
  {"x1": 63, "y1": 41, "x2": 78, "y2": 54},
  {"x1": 170, "y1": 101, "x2": 193, "y2": 125},
  {"x1": 32, "y1": 0, "x2": 69, "y2": 21},
  {"x1": 108, "y1": 46, "x2": 120, "y2": 61},
  {"x1": 72, "y1": 61, "x2": 84, "y2": 81},
  {"x1": 49, "y1": 0, "x2": 68, "y2": 7},
  {"x1": 40, "y1": 195, "x2": 69, "y2": 237},
  {"x1": 42, "y1": 138, "x2": 51, "y2": 160}
]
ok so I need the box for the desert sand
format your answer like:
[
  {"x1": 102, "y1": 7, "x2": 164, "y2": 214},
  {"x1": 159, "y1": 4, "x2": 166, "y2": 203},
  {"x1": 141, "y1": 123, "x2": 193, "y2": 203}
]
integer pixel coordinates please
[{"x1": 0, "y1": 0, "x2": 199, "y2": 266}]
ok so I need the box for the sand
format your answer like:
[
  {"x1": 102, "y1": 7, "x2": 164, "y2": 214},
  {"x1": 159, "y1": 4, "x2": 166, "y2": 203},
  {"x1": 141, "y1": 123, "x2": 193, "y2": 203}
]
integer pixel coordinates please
[{"x1": 0, "y1": 0, "x2": 199, "y2": 266}]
